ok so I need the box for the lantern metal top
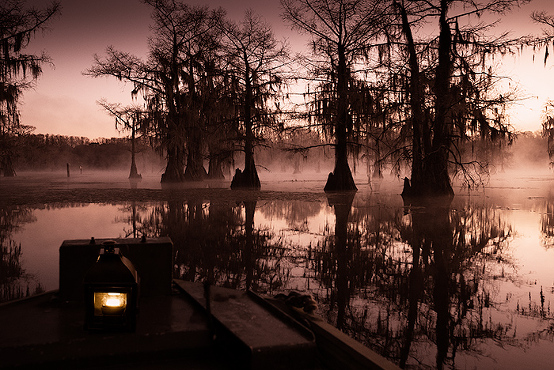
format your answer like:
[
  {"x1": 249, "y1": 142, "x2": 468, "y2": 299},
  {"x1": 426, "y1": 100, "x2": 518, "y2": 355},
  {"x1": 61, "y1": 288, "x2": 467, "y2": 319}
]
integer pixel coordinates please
[{"x1": 83, "y1": 240, "x2": 138, "y2": 285}]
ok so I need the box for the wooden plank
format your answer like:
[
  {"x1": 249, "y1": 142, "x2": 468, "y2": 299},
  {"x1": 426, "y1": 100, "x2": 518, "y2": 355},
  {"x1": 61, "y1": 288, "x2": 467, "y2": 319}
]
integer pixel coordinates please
[
  {"x1": 174, "y1": 280, "x2": 321, "y2": 370},
  {"x1": 281, "y1": 304, "x2": 402, "y2": 370}
]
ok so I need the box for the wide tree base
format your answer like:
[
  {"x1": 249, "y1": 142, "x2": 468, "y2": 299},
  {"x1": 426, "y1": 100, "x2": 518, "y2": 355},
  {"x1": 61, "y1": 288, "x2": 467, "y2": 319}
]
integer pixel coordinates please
[
  {"x1": 161, "y1": 172, "x2": 185, "y2": 183},
  {"x1": 324, "y1": 168, "x2": 357, "y2": 192},
  {"x1": 230, "y1": 168, "x2": 261, "y2": 189},
  {"x1": 207, "y1": 157, "x2": 227, "y2": 180},
  {"x1": 129, "y1": 163, "x2": 142, "y2": 180},
  {"x1": 400, "y1": 177, "x2": 413, "y2": 198},
  {"x1": 207, "y1": 167, "x2": 225, "y2": 180},
  {"x1": 3, "y1": 169, "x2": 16, "y2": 177},
  {"x1": 184, "y1": 165, "x2": 207, "y2": 181},
  {"x1": 401, "y1": 177, "x2": 454, "y2": 205},
  {"x1": 2, "y1": 160, "x2": 16, "y2": 177}
]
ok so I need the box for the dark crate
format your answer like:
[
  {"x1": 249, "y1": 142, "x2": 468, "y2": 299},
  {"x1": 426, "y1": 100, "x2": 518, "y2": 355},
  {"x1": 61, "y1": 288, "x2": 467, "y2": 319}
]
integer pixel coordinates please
[{"x1": 59, "y1": 237, "x2": 173, "y2": 302}]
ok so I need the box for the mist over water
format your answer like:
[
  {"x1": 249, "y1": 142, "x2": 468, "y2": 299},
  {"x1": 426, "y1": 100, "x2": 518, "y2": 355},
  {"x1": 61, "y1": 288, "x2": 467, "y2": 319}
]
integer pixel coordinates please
[{"x1": 2, "y1": 164, "x2": 554, "y2": 369}]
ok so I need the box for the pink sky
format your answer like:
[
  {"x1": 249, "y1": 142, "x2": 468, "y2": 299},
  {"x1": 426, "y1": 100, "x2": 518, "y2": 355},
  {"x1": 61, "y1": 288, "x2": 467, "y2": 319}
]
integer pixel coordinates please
[{"x1": 19, "y1": 0, "x2": 554, "y2": 139}]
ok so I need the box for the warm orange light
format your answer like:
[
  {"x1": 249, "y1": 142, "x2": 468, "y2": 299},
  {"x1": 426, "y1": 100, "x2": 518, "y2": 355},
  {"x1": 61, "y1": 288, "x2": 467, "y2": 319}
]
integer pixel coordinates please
[
  {"x1": 93, "y1": 292, "x2": 127, "y2": 316},
  {"x1": 105, "y1": 292, "x2": 125, "y2": 307}
]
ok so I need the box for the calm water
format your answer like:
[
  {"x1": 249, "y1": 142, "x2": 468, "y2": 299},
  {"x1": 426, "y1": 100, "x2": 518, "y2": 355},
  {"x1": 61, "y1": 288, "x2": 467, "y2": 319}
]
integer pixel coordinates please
[{"x1": 3, "y1": 170, "x2": 554, "y2": 369}]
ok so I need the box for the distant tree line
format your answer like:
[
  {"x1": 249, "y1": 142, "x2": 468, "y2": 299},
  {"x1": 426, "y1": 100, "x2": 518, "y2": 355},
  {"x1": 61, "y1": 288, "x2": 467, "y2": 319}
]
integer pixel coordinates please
[
  {"x1": 7, "y1": 128, "x2": 545, "y2": 177},
  {"x1": 8, "y1": 130, "x2": 338, "y2": 175},
  {"x1": 11, "y1": 134, "x2": 161, "y2": 172}
]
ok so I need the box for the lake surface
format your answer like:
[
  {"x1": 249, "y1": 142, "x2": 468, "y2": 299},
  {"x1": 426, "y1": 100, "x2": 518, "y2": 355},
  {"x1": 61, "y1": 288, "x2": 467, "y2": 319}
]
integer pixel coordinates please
[{"x1": 2, "y1": 170, "x2": 554, "y2": 369}]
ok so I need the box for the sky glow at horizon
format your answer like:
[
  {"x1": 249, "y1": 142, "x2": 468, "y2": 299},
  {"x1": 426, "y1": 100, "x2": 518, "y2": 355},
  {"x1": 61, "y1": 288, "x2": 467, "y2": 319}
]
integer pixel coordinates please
[{"x1": 18, "y1": 0, "x2": 554, "y2": 139}]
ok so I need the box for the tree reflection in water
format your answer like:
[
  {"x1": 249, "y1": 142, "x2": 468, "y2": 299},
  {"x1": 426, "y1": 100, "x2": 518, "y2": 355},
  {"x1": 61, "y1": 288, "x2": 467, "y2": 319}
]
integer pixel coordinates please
[
  {"x1": 0, "y1": 206, "x2": 42, "y2": 302},
  {"x1": 10, "y1": 180, "x2": 554, "y2": 368},
  {"x1": 137, "y1": 197, "x2": 291, "y2": 293},
  {"x1": 311, "y1": 194, "x2": 516, "y2": 369},
  {"x1": 120, "y1": 191, "x2": 554, "y2": 369},
  {"x1": 541, "y1": 192, "x2": 554, "y2": 249},
  {"x1": 322, "y1": 195, "x2": 511, "y2": 368}
]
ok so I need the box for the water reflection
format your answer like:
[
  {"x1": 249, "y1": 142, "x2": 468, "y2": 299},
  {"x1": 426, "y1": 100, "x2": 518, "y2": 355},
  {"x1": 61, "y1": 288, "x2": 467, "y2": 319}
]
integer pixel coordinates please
[
  {"x1": 400, "y1": 198, "x2": 514, "y2": 368},
  {"x1": 541, "y1": 192, "x2": 554, "y2": 249},
  {"x1": 115, "y1": 190, "x2": 518, "y2": 368},
  {"x1": 132, "y1": 197, "x2": 291, "y2": 294},
  {"x1": 302, "y1": 194, "x2": 516, "y2": 369},
  {"x1": 115, "y1": 201, "x2": 151, "y2": 238},
  {"x1": 259, "y1": 199, "x2": 323, "y2": 232},
  {"x1": 5, "y1": 183, "x2": 554, "y2": 368},
  {"x1": 0, "y1": 206, "x2": 42, "y2": 302}
]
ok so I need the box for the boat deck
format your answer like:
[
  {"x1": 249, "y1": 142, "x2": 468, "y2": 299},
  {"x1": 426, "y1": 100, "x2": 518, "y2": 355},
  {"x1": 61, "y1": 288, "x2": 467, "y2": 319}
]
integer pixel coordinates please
[
  {"x1": 0, "y1": 280, "x2": 399, "y2": 370},
  {"x1": 0, "y1": 286, "x2": 229, "y2": 369},
  {"x1": 0, "y1": 281, "x2": 331, "y2": 369}
]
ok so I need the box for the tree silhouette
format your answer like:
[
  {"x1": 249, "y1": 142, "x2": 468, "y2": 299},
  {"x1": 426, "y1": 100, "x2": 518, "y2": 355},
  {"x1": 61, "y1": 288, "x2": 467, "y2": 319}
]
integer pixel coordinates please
[
  {"x1": 392, "y1": 0, "x2": 523, "y2": 198},
  {"x1": 86, "y1": 1, "x2": 224, "y2": 183},
  {"x1": 281, "y1": 0, "x2": 391, "y2": 191},
  {"x1": 97, "y1": 100, "x2": 148, "y2": 179},
  {"x1": 0, "y1": 0, "x2": 60, "y2": 177},
  {"x1": 221, "y1": 10, "x2": 289, "y2": 189},
  {"x1": 532, "y1": 12, "x2": 554, "y2": 165}
]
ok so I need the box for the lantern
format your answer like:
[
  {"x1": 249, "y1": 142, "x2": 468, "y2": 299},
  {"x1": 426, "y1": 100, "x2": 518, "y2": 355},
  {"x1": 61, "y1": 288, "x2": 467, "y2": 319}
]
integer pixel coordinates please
[{"x1": 83, "y1": 240, "x2": 139, "y2": 331}]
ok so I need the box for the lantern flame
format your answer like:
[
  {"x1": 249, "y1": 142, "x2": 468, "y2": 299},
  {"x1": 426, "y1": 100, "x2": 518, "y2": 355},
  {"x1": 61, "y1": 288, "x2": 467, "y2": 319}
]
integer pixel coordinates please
[
  {"x1": 105, "y1": 294, "x2": 125, "y2": 307},
  {"x1": 93, "y1": 292, "x2": 128, "y2": 316}
]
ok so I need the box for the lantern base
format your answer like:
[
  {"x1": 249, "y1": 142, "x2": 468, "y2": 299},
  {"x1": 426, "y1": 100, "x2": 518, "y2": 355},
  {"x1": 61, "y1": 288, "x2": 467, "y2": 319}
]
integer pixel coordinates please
[{"x1": 84, "y1": 315, "x2": 137, "y2": 332}]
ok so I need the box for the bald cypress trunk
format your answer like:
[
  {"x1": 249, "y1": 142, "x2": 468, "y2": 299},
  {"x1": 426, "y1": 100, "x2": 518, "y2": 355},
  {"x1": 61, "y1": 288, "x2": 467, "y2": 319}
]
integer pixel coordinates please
[
  {"x1": 184, "y1": 132, "x2": 207, "y2": 181},
  {"x1": 2, "y1": 156, "x2": 16, "y2": 177},
  {"x1": 161, "y1": 143, "x2": 185, "y2": 183},
  {"x1": 161, "y1": 46, "x2": 186, "y2": 183},
  {"x1": 402, "y1": 0, "x2": 454, "y2": 199},
  {"x1": 231, "y1": 56, "x2": 260, "y2": 189},
  {"x1": 422, "y1": 0, "x2": 454, "y2": 198},
  {"x1": 207, "y1": 151, "x2": 226, "y2": 179},
  {"x1": 398, "y1": 2, "x2": 424, "y2": 195},
  {"x1": 161, "y1": 107, "x2": 185, "y2": 183},
  {"x1": 183, "y1": 56, "x2": 207, "y2": 182},
  {"x1": 324, "y1": 44, "x2": 357, "y2": 192},
  {"x1": 129, "y1": 124, "x2": 141, "y2": 179}
]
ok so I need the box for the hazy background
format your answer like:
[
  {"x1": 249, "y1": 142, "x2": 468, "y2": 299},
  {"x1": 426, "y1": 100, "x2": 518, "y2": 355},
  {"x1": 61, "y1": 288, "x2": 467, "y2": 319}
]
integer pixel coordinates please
[{"x1": 19, "y1": 0, "x2": 554, "y2": 140}]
